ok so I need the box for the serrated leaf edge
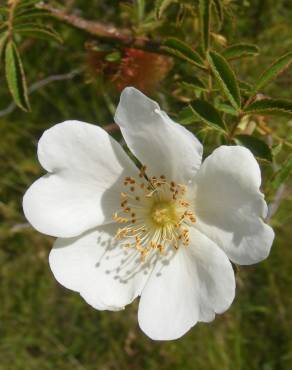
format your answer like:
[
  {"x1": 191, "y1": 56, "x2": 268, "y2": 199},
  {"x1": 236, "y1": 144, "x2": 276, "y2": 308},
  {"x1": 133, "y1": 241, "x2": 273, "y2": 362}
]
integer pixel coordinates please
[{"x1": 207, "y1": 50, "x2": 241, "y2": 110}]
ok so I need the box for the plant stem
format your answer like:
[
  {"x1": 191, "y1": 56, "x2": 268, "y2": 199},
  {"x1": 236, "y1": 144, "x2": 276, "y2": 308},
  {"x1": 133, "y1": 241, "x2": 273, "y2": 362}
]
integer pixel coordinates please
[
  {"x1": 7, "y1": 0, "x2": 18, "y2": 40},
  {"x1": 36, "y1": 3, "x2": 161, "y2": 52}
]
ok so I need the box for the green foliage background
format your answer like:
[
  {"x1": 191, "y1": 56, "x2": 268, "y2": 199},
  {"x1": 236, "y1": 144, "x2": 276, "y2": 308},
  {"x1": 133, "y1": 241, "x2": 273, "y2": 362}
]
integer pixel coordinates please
[{"x1": 0, "y1": 1, "x2": 291, "y2": 369}]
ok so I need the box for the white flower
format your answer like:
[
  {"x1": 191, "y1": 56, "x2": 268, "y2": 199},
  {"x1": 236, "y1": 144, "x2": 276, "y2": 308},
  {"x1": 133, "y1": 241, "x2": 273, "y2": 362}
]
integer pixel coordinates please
[{"x1": 23, "y1": 87, "x2": 274, "y2": 340}]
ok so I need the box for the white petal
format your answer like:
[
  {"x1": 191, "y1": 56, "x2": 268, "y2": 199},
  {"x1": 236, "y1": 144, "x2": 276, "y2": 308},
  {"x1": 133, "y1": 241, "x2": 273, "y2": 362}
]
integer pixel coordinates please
[
  {"x1": 23, "y1": 121, "x2": 138, "y2": 237},
  {"x1": 49, "y1": 224, "x2": 153, "y2": 310},
  {"x1": 114, "y1": 87, "x2": 203, "y2": 183},
  {"x1": 193, "y1": 145, "x2": 274, "y2": 265},
  {"x1": 138, "y1": 228, "x2": 235, "y2": 340}
]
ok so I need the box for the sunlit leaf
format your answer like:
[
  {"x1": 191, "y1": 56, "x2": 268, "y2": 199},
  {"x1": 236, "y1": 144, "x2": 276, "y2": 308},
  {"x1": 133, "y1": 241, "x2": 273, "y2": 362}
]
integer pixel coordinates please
[
  {"x1": 208, "y1": 50, "x2": 241, "y2": 110},
  {"x1": 155, "y1": 0, "x2": 174, "y2": 19},
  {"x1": 191, "y1": 99, "x2": 226, "y2": 130},
  {"x1": 216, "y1": 102, "x2": 238, "y2": 116},
  {"x1": 235, "y1": 135, "x2": 272, "y2": 162},
  {"x1": 271, "y1": 143, "x2": 282, "y2": 157},
  {"x1": 244, "y1": 98, "x2": 292, "y2": 117},
  {"x1": 136, "y1": 0, "x2": 145, "y2": 20},
  {"x1": 177, "y1": 106, "x2": 200, "y2": 125},
  {"x1": 5, "y1": 41, "x2": 30, "y2": 111},
  {"x1": 222, "y1": 43, "x2": 259, "y2": 60},
  {"x1": 253, "y1": 51, "x2": 292, "y2": 93},
  {"x1": 163, "y1": 38, "x2": 206, "y2": 69},
  {"x1": 105, "y1": 51, "x2": 121, "y2": 62},
  {"x1": 15, "y1": 25, "x2": 62, "y2": 43}
]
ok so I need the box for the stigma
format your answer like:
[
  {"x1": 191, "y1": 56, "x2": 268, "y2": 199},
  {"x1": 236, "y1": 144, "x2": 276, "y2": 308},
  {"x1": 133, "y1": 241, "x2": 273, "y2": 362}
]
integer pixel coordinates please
[{"x1": 113, "y1": 166, "x2": 196, "y2": 260}]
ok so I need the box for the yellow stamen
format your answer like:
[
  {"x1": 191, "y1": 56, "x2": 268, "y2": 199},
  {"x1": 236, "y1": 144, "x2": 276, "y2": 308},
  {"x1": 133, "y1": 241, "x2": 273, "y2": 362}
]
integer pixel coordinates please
[{"x1": 113, "y1": 165, "x2": 196, "y2": 260}]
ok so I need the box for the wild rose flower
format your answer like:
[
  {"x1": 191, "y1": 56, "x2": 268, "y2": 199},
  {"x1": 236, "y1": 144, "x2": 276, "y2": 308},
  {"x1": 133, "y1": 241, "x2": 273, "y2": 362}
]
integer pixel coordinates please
[{"x1": 23, "y1": 87, "x2": 274, "y2": 340}]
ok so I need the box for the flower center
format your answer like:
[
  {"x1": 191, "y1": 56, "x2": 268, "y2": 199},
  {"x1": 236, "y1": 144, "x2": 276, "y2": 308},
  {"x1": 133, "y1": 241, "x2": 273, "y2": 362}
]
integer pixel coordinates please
[
  {"x1": 113, "y1": 166, "x2": 196, "y2": 260},
  {"x1": 151, "y1": 201, "x2": 178, "y2": 227}
]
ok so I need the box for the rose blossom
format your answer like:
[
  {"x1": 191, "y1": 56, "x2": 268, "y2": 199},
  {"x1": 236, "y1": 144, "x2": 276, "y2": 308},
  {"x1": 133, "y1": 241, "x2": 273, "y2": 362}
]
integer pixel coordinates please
[{"x1": 23, "y1": 87, "x2": 274, "y2": 340}]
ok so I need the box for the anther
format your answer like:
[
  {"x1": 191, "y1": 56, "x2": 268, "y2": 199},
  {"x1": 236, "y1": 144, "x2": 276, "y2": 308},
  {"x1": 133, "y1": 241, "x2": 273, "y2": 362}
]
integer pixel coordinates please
[{"x1": 114, "y1": 171, "x2": 196, "y2": 260}]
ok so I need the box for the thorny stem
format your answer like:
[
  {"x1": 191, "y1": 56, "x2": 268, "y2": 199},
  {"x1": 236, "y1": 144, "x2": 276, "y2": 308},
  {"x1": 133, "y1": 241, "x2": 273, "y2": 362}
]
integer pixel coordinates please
[
  {"x1": 37, "y1": 3, "x2": 132, "y2": 41},
  {"x1": 243, "y1": 93, "x2": 257, "y2": 110},
  {"x1": 36, "y1": 3, "x2": 161, "y2": 52}
]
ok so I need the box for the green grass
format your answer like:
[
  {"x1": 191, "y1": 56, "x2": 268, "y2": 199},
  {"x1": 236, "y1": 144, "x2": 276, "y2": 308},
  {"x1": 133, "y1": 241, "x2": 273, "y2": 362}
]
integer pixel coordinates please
[{"x1": 0, "y1": 223, "x2": 291, "y2": 370}]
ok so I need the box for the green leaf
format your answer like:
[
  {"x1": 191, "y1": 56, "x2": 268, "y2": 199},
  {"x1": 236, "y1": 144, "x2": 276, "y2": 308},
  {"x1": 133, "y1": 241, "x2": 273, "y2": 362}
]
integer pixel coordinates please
[
  {"x1": 222, "y1": 43, "x2": 259, "y2": 60},
  {"x1": 137, "y1": 20, "x2": 163, "y2": 32},
  {"x1": 271, "y1": 142, "x2": 282, "y2": 157},
  {"x1": 5, "y1": 41, "x2": 30, "y2": 111},
  {"x1": 208, "y1": 50, "x2": 241, "y2": 110},
  {"x1": 14, "y1": 10, "x2": 52, "y2": 22},
  {"x1": 15, "y1": 26, "x2": 62, "y2": 43},
  {"x1": 244, "y1": 98, "x2": 292, "y2": 117},
  {"x1": 179, "y1": 82, "x2": 208, "y2": 93},
  {"x1": 155, "y1": 0, "x2": 174, "y2": 19},
  {"x1": 199, "y1": 0, "x2": 211, "y2": 52},
  {"x1": 212, "y1": 0, "x2": 224, "y2": 30},
  {"x1": 15, "y1": 0, "x2": 40, "y2": 11},
  {"x1": 253, "y1": 51, "x2": 292, "y2": 93},
  {"x1": 163, "y1": 38, "x2": 206, "y2": 69},
  {"x1": 216, "y1": 102, "x2": 238, "y2": 116},
  {"x1": 179, "y1": 76, "x2": 208, "y2": 92},
  {"x1": 105, "y1": 51, "x2": 121, "y2": 62},
  {"x1": 271, "y1": 156, "x2": 292, "y2": 189},
  {"x1": 177, "y1": 106, "x2": 200, "y2": 125},
  {"x1": 136, "y1": 0, "x2": 145, "y2": 21},
  {"x1": 235, "y1": 135, "x2": 272, "y2": 162},
  {"x1": 190, "y1": 99, "x2": 226, "y2": 130}
]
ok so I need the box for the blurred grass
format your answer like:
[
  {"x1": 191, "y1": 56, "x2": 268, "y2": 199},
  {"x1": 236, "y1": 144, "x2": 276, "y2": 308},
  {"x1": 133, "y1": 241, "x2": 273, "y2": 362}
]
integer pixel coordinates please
[{"x1": 0, "y1": 1, "x2": 292, "y2": 369}]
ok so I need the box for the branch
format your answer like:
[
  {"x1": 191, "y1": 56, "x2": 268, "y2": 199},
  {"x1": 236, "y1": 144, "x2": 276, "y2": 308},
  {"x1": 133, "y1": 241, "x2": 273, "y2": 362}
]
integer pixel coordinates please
[
  {"x1": 0, "y1": 69, "x2": 81, "y2": 117},
  {"x1": 36, "y1": 3, "x2": 161, "y2": 51},
  {"x1": 0, "y1": 68, "x2": 119, "y2": 130}
]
